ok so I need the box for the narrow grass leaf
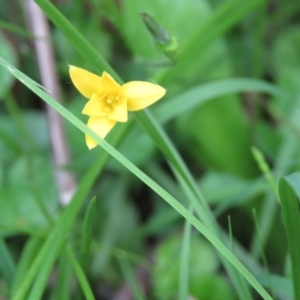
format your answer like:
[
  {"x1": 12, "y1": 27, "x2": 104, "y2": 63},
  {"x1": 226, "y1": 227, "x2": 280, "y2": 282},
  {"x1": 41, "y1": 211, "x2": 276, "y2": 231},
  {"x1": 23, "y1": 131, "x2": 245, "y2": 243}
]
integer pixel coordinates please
[
  {"x1": 250, "y1": 147, "x2": 280, "y2": 261},
  {"x1": 278, "y1": 173, "x2": 300, "y2": 300},
  {"x1": 228, "y1": 215, "x2": 234, "y2": 251},
  {"x1": 80, "y1": 197, "x2": 96, "y2": 270},
  {"x1": 0, "y1": 237, "x2": 16, "y2": 286},
  {"x1": 172, "y1": 166, "x2": 253, "y2": 300},
  {"x1": 179, "y1": 207, "x2": 192, "y2": 300},
  {"x1": 252, "y1": 147, "x2": 279, "y2": 200},
  {"x1": 0, "y1": 19, "x2": 34, "y2": 38},
  {"x1": 65, "y1": 245, "x2": 95, "y2": 300},
  {"x1": 11, "y1": 237, "x2": 44, "y2": 298},
  {"x1": 51, "y1": 250, "x2": 73, "y2": 300},
  {"x1": 252, "y1": 209, "x2": 273, "y2": 298},
  {"x1": 117, "y1": 252, "x2": 146, "y2": 300}
]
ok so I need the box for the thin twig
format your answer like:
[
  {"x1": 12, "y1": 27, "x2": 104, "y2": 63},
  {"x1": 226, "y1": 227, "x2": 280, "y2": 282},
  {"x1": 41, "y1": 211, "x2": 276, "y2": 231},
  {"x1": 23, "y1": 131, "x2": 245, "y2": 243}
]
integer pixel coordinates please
[{"x1": 24, "y1": 0, "x2": 77, "y2": 205}]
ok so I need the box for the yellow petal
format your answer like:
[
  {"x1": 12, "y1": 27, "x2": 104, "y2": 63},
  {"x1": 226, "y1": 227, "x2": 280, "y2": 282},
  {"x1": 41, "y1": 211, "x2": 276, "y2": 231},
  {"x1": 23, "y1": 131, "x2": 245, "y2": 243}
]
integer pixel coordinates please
[
  {"x1": 108, "y1": 99, "x2": 128, "y2": 122},
  {"x1": 98, "y1": 71, "x2": 121, "y2": 94},
  {"x1": 82, "y1": 94, "x2": 107, "y2": 117},
  {"x1": 85, "y1": 117, "x2": 116, "y2": 149},
  {"x1": 122, "y1": 81, "x2": 166, "y2": 111},
  {"x1": 69, "y1": 66, "x2": 101, "y2": 98}
]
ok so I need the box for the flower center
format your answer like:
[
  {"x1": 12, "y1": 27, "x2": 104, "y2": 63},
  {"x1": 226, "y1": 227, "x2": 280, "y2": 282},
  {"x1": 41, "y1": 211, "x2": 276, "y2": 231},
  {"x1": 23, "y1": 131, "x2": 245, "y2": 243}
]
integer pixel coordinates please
[{"x1": 105, "y1": 94, "x2": 119, "y2": 107}]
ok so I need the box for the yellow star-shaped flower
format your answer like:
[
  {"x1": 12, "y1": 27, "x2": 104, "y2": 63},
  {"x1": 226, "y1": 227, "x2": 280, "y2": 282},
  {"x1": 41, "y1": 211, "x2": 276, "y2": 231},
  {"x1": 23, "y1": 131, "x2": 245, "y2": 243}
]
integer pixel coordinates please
[{"x1": 69, "y1": 66, "x2": 166, "y2": 149}]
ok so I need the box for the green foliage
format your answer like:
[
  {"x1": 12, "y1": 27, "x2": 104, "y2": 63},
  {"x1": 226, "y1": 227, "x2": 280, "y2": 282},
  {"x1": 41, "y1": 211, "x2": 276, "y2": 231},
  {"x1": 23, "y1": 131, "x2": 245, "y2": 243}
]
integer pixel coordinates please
[
  {"x1": 0, "y1": 32, "x2": 16, "y2": 99},
  {"x1": 153, "y1": 235, "x2": 223, "y2": 299},
  {"x1": 0, "y1": 154, "x2": 57, "y2": 235},
  {"x1": 279, "y1": 173, "x2": 300, "y2": 300},
  {"x1": 0, "y1": 0, "x2": 300, "y2": 299}
]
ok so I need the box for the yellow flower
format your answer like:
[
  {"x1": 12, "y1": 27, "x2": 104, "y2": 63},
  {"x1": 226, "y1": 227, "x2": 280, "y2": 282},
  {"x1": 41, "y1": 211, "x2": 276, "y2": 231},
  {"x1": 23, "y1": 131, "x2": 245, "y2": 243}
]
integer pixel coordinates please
[{"x1": 69, "y1": 66, "x2": 166, "y2": 149}]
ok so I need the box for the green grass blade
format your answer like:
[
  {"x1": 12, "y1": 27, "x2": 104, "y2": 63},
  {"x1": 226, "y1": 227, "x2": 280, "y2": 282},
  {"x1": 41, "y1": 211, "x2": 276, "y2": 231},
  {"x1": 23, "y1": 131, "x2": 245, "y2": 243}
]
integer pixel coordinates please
[
  {"x1": 0, "y1": 237, "x2": 16, "y2": 286},
  {"x1": 250, "y1": 194, "x2": 278, "y2": 259},
  {"x1": 179, "y1": 207, "x2": 192, "y2": 300},
  {"x1": 0, "y1": 58, "x2": 272, "y2": 300},
  {"x1": 51, "y1": 250, "x2": 73, "y2": 300},
  {"x1": 0, "y1": 19, "x2": 34, "y2": 38},
  {"x1": 252, "y1": 147, "x2": 278, "y2": 200},
  {"x1": 250, "y1": 147, "x2": 280, "y2": 260},
  {"x1": 65, "y1": 245, "x2": 95, "y2": 300},
  {"x1": 80, "y1": 197, "x2": 96, "y2": 270},
  {"x1": 117, "y1": 252, "x2": 146, "y2": 300},
  {"x1": 11, "y1": 237, "x2": 44, "y2": 298},
  {"x1": 252, "y1": 209, "x2": 273, "y2": 298},
  {"x1": 172, "y1": 166, "x2": 253, "y2": 300},
  {"x1": 278, "y1": 172, "x2": 300, "y2": 300},
  {"x1": 135, "y1": 109, "x2": 210, "y2": 221}
]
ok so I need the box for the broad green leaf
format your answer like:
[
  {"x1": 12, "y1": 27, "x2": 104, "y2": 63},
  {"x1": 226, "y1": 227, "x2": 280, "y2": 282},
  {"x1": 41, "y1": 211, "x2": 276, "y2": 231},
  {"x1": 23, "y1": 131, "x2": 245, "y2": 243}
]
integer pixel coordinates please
[
  {"x1": 0, "y1": 154, "x2": 57, "y2": 235},
  {"x1": 190, "y1": 273, "x2": 235, "y2": 300},
  {"x1": 153, "y1": 235, "x2": 220, "y2": 299},
  {"x1": 175, "y1": 94, "x2": 256, "y2": 177},
  {"x1": 154, "y1": 78, "x2": 288, "y2": 124},
  {"x1": 91, "y1": 177, "x2": 140, "y2": 276}
]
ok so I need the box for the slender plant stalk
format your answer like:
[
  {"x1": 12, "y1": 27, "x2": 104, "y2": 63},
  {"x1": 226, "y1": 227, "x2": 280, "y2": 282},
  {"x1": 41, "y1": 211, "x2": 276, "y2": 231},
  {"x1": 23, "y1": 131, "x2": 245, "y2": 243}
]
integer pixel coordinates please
[
  {"x1": 25, "y1": 0, "x2": 77, "y2": 205},
  {"x1": 179, "y1": 206, "x2": 192, "y2": 300},
  {"x1": 279, "y1": 174, "x2": 300, "y2": 300}
]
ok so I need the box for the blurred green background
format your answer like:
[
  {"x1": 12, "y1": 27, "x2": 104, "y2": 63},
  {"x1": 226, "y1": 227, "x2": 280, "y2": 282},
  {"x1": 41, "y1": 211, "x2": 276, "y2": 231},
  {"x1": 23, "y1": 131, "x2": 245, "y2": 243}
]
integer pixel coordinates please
[{"x1": 1, "y1": 0, "x2": 300, "y2": 299}]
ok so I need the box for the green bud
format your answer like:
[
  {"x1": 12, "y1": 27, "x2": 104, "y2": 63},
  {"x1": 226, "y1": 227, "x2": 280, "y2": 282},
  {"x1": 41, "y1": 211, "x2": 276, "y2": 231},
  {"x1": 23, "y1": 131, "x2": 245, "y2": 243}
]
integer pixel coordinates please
[{"x1": 140, "y1": 12, "x2": 178, "y2": 63}]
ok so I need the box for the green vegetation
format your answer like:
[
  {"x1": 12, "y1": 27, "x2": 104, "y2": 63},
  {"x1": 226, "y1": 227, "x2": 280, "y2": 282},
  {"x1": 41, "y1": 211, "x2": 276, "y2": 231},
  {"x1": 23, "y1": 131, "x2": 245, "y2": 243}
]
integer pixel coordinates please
[{"x1": 0, "y1": 0, "x2": 300, "y2": 299}]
